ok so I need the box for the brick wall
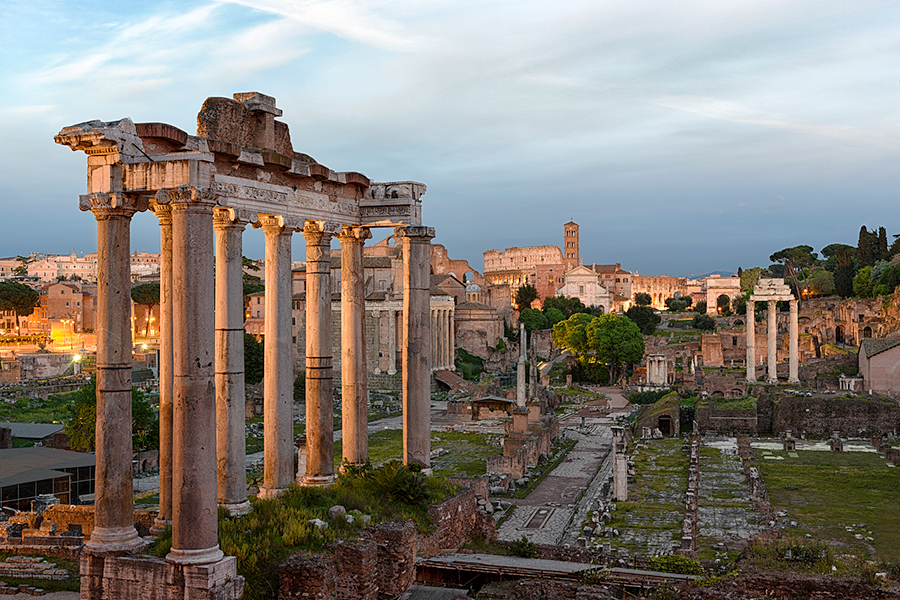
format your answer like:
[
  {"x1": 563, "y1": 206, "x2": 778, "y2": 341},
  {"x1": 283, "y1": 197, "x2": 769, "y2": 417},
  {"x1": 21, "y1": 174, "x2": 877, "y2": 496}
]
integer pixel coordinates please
[
  {"x1": 40, "y1": 505, "x2": 157, "y2": 539},
  {"x1": 771, "y1": 397, "x2": 899, "y2": 437}
]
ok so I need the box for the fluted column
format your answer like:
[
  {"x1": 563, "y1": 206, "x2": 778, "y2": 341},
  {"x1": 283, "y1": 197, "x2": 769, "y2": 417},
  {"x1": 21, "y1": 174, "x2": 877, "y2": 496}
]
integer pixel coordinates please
[
  {"x1": 766, "y1": 299, "x2": 778, "y2": 384},
  {"x1": 372, "y1": 310, "x2": 382, "y2": 374},
  {"x1": 517, "y1": 322, "x2": 526, "y2": 407},
  {"x1": 257, "y1": 215, "x2": 294, "y2": 498},
  {"x1": 81, "y1": 192, "x2": 144, "y2": 555},
  {"x1": 449, "y1": 308, "x2": 455, "y2": 371},
  {"x1": 746, "y1": 300, "x2": 756, "y2": 382},
  {"x1": 302, "y1": 221, "x2": 339, "y2": 486},
  {"x1": 163, "y1": 187, "x2": 222, "y2": 565},
  {"x1": 387, "y1": 310, "x2": 397, "y2": 375},
  {"x1": 214, "y1": 208, "x2": 254, "y2": 514},
  {"x1": 789, "y1": 299, "x2": 799, "y2": 384},
  {"x1": 397, "y1": 226, "x2": 434, "y2": 468},
  {"x1": 339, "y1": 225, "x2": 371, "y2": 467},
  {"x1": 150, "y1": 203, "x2": 173, "y2": 536}
]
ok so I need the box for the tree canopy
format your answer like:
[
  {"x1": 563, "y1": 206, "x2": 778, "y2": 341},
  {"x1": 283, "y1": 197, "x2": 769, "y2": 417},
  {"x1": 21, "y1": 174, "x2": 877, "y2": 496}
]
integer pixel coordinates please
[
  {"x1": 625, "y1": 305, "x2": 660, "y2": 335},
  {"x1": 0, "y1": 281, "x2": 40, "y2": 329},
  {"x1": 542, "y1": 295, "x2": 585, "y2": 317},
  {"x1": 130, "y1": 283, "x2": 160, "y2": 337},
  {"x1": 769, "y1": 245, "x2": 816, "y2": 300},
  {"x1": 514, "y1": 284, "x2": 539, "y2": 311},
  {"x1": 633, "y1": 292, "x2": 652, "y2": 306},
  {"x1": 664, "y1": 295, "x2": 692, "y2": 312},
  {"x1": 586, "y1": 314, "x2": 644, "y2": 383},
  {"x1": 518, "y1": 308, "x2": 549, "y2": 332},
  {"x1": 66, "y1": 378, "x2": 158, "y2": 452}
]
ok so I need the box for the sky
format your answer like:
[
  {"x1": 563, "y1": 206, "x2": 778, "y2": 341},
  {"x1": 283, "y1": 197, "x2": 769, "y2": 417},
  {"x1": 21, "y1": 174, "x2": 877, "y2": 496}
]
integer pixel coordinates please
[{"x1": 1, "y1": 0, "x2": 898, "y2": 277}]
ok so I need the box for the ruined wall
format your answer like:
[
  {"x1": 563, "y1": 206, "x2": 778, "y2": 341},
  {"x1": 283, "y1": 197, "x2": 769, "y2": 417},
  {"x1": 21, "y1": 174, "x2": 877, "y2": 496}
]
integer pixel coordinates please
[
  {"x1": 695, "y1": 405, "x2": 758, "y2": 435},
  {"x1": 631, "y1": 275, "x2": 688, "y2": 310},
  {"x1": 770, "y1": 397, "x2": 899, "y2": 437},
  {"x1": 418, "y1": 486, "x2": 497, "y2": 556},
  {"x1": 41, "y1": 505, "x2": 157, "y2": 540}
]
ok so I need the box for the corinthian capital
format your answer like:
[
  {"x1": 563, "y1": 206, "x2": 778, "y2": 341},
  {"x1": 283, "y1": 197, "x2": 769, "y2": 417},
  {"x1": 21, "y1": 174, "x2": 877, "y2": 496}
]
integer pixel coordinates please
[{"x1": 79, "y1": 192, "x2": 148, "y2": 217}]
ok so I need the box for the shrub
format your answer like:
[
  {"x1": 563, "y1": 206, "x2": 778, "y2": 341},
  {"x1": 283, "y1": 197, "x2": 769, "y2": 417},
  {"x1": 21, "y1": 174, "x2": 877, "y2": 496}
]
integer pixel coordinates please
[
  {"x1": 649, "y1": 555, "x2": 703, "y2": 575},
  {"x1": 508, "y1": 535, "x2": 537, "y2": 558}
]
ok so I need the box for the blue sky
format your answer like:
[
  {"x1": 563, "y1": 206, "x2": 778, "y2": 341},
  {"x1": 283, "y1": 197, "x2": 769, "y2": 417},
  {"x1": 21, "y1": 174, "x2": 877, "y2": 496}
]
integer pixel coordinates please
[{"x1": 1, "y1": 0, "x2": 898, "y2": 276}]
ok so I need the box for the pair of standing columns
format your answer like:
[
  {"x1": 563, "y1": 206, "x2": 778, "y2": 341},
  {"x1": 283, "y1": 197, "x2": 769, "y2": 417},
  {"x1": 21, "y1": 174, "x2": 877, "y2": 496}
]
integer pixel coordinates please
[
  {"x1": 86, "y1": 187, "x2": 222, "y2": 564},
  {"x1": 745, "y1": 298, "x2": 799, "y2": 385}
]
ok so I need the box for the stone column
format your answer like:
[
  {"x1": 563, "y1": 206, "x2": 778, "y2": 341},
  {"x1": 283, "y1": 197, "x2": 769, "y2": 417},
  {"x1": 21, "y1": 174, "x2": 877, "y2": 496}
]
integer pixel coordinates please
[
  {"x1": 372, "y1": 310, "x2": 382, "y2": 374},
  {"x1": 397, "y1": 226, "x2": 435, "y2": 468},
  {"x1": 164, "y1": 187, "x2": 223, "y2": 565},
  {"x1": 81, "y1": 192, "x2": 144, "y2": 555},
  {"x1": 516, "y1": 322, "x2": 526, "y2": 407},
  {"x1": 766, "y1": 299, "x2": 778, "y2": 384},
  {"x1": 387, "y1": 310, "x2": 397, "y2": 375},
  {"x1": 339, "y1": 225, "x2": 371, "y2": 467},
  {"x1": 257, "y1": 215, "x2": 295, "y2": 498},
  {"x1": 746, "y1": 299, "x2": 756, "y2": 382},
  {"x1": 302, "y1": 221, "x2": 339, "y2": 486},
  {"x1": 449, "y1": 307, "x2": 455, "y2": 371},
  {"x1": 789, "y1": 299, "x2": 799, "y2": 384},
  {"x1": 214, "y1": 208, "x2": 254, "y2": 515},
  {"x1": 150, "y1": 203, "x2": 173, "y2": 536}
]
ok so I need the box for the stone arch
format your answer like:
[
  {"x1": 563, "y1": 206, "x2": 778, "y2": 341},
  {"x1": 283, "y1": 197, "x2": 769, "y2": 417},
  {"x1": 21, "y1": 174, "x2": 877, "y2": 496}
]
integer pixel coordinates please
[
  {"x1": 712, "y1": 390, "x2": 725, "y2": 398},
  {"x1": 835, "y1": 325, "x2": 845, "y2": 344},
  {"x1": 465, "y1": 271, "x2": 475, "y2": 283},
  {"x1": 863, "y1": 326, "x2": 873, "y2": 338},
  {"x1": 733, "y1": 318, "x2": 744, "y2": 327}
]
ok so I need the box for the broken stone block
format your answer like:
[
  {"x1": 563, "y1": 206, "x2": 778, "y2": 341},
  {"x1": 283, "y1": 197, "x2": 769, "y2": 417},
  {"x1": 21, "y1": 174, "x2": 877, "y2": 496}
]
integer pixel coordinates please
[{"x1": 328, "y1": 505, "x2": 347, "y2": 519}]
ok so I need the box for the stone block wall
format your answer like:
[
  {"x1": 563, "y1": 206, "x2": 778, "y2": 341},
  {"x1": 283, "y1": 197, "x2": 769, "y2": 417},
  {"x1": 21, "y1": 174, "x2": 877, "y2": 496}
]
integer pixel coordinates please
[
  {"x1": 695, "y1": 404, "x2": 758, "y2": 435},
  {"x1": 40, "y1": 505, "x2": 157, "y2": 540},
  {"x1": 418, "y1": 487, "x2": 496, "y2": 556},
  {"x1": 772, "y1": 397, "x2": 899, "y2": 437},
  {"x1": 334, "y1": 539, "x2": 378, "y2": 600},
  {"x1": 279, "y1": 554, "x2": 336, "y2": 600},
  {"x1": 369, "y1": 521, "x2": 417, "y2": 598},
  {"x1": 81, "y1": 554, "x2": 243, "y2": 600}
]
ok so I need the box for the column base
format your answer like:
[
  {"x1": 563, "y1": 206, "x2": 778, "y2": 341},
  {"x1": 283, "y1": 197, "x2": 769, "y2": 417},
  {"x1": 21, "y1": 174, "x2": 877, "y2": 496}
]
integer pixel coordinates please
[
  {"x1": 219, "y1": 499, "x2": 251, "y2": 516},
  {"x1": 746, "y1": 377, "x2": 757, "y2": 383},
  {"x1": 149, "y1": 517, "x2": 171, "y2": 537},
  {"x1": 420, "y1": 468, "x2": 433, "y2": 477},
  {"x1": 298, "y1": 474, "x2": 336, "y2": 488},
  {"x1": 256, "y1": 486, "x2": 287, "y2": 500},
  {"x1": 84, "y1": 526, "x2": 144, "y2": 556},
  {"x1": 766, "y1": 378, "x2": 778, "y2": 384},
  {"x1": 167, "y1": 544, "x2": 225, "y2": 566},
  {"x1": 788, "y1": 378, "x2": 800, "y2": 385}
]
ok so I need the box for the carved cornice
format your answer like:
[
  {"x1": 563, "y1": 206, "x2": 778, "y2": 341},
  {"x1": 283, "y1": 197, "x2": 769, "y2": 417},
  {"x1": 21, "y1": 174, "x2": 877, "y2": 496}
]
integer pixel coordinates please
[
  {"x1": 395, "y1": 225, "x2": 435, "y2": 240},
  {"x1": 79, "y1": 192, "x2": 148, "y2": 217},
  {"x1": 154, "y1": 185, "x2": 219, "y2": 206}
]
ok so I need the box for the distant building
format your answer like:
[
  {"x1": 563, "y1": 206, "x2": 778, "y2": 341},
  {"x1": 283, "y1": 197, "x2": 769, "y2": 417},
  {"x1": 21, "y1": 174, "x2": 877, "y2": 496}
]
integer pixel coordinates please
[
  {"x1": 0, "y1": 447, "x2": 96, "y2": 510},
  {"x1": 859, "y1": 337, "x2": 900, "y2": 396}
]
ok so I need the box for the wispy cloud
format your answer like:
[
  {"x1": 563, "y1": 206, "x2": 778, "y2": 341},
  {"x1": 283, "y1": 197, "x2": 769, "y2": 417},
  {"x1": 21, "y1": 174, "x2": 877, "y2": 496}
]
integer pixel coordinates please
[
  {"x1": 654, "y1": 95, "x2": 893, "y2": 148},
  {"x1": 218, "y1": 0, "x2": 424, "y2": 50}
]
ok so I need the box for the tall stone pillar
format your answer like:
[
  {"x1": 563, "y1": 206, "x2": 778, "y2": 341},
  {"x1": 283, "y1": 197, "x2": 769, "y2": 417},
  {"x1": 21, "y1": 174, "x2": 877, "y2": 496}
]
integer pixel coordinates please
[
  {"x1": 516, "y1": 322, "x2": 526, "y2": 407},
  {"x1": 81, "y1": 192, "x2": 144, "y2": 555},
  {"x1": 214, "y1": 208, "x2": 254, "y2": 514},
  {"x1": 447, "y1": 310, "x2": 456, "y2": 371},
  {"x1": 397, "y1": 226, "x2": 435, "y2": 468},
  {"x1": 164, "y1": 187, "x2": 223, "y2": 565},
  {"x1": 302, "y1": 220, "x2": 339, "y2": 486},
  {"x1": 372, "y1": 310, "x2": 382, "y2": 374},
  {"x1": 150, "y1": 203, "x2": 173, "y2": 536},
  {"x1": 789, "y1": 299, "x2": 799, "y2": 384},
  {"x1": 339, "y1": 225, "x2": 371, "y2": 467},
  {"x1": 746, "y1": 300, "x2": 756, "y2": 382},
  {"x1": 387, "y1": 310, "x2": 397, "y2": 375},
  {"x1": 766, "y1": 299, "x2": 778, "y2": 384},
  {"x1": 257, "y1": 215, "x2": 295, "y2": 498}
]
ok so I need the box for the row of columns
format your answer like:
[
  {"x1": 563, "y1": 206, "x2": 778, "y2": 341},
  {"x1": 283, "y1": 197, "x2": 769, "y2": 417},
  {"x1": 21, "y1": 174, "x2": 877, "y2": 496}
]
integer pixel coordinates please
[
  {"x1": 746, "y1": 298, "x2": 799, "y2": 384},
  {"x1": 85, "y1": 187, "x2": 435, "y2": 564},
  {"x1": 431, "y1": 307, "x2": 454, "y2": 371}
]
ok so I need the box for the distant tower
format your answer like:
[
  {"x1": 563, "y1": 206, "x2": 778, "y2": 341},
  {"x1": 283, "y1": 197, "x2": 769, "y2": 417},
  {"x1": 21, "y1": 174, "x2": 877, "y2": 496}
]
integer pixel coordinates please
[{"x1": 563, "y1": 221, "x2": 579, "y2": 270}]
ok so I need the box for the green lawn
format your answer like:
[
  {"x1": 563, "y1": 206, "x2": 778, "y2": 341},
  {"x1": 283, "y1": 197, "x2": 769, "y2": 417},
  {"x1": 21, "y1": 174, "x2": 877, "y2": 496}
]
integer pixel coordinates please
[{"x1": 754, "y1": 449, "x2": 900, "y2": 562}]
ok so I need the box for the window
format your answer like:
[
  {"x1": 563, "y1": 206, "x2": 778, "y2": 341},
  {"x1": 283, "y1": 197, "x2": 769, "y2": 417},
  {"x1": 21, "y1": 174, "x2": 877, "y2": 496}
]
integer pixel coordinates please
[{"x1": 579, "y1": 285, "x2": 584, "y2": 294}]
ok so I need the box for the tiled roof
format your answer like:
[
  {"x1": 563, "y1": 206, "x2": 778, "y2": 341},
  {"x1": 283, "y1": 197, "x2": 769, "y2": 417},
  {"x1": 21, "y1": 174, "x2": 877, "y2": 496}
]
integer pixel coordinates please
[{"x1": 861, "y1": 337, "x2": 900, "y2": 358}]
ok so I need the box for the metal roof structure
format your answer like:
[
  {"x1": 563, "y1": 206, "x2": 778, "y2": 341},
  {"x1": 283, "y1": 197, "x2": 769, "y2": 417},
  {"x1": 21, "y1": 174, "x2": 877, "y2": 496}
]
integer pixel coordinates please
[
  {"x1": 0, "y1": 447, "x2": 95, "y2": 489},
  {"x1": 0, "y1": 422, "x2": 65, "y2": 440}
]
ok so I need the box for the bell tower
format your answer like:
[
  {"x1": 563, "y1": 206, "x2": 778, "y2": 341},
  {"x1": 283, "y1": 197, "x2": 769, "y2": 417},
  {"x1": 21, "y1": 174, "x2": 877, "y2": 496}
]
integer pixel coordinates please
[{"x1": 563, "y1": 221, "x2": 579, "y2": 270}]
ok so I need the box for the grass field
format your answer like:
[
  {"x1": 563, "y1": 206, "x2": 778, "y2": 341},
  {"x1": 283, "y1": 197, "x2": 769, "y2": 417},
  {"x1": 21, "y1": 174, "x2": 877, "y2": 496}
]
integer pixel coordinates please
[{"x1": 754, "y1": 448, "x2": 900, "y2": 562}]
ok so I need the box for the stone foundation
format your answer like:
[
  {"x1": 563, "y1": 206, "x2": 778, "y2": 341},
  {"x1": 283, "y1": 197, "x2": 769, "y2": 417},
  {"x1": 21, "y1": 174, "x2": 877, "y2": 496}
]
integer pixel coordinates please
[
  {"x1": 40, "y1": 505, "x2": 157, "y2": 540},
  {"x1": 81, "y1": 554, "x2": 243, "y2": 600}
]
